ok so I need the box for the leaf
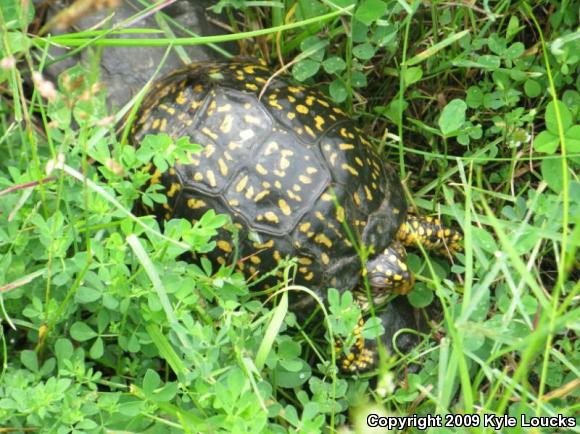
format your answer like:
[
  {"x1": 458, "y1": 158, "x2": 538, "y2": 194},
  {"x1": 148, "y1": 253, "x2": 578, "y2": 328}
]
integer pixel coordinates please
[
  {"x1": 375, "y1": 99, "x2": 409, "y2": 125},
  {"x1": 143, "y1": 369, "x2": 161, "y2": 395},
  {"x1": 541, "y1": 158, "x2": 568, "y2": 193},
  {"x1": 0, "y1": 0, "x2": 35, "y2": 29},
  {"x1": 487, "y1": 34, "x2": 506, "y2": 55},
  {"x1": 272, "y1": 359, "x2": 311, "y2": 388},
  {"x1": 329, "y1": 79, "x2": 348, "y2": 103},
  {"x1": 322, "y1": 56, "x2": 346, "y2": 74},
  {"x1": 353, "y1": 43, "x2": 375, "y2": 60},
  {"x1": 545, "y1": 100, "x2": 573, "y2": 134},
  {"x1": 565, "y1": 124, "x2": 580, "y2": 152},
  {"x1": 408, "y1": 283, "x2": 434, "y2": 308},
  {"x1": 20, "y1": 350, "x2": 38, "y2": 372},
  {"x1": 466, "y1": 86, "x2": 484, "y2": 108},
  {"x1": 403, "y1": 67, "x2": 423, "y2": 88},
  {"x1": 438, "y1": 99, "x2": 467, "y2": 136},
  {"x1": 54, "y1": 338, "x2": 74, "y2": 362},
  {"x1": 355, "y1": 0, "x2": 387, "y2": 25},
  {"x1": 90, "y1": 336, "x2": 104, "y2": 359},
  {"x1": 533, "y1": 130, "x2": 559, "y2": 154},
  {"x1": 351, "y1": 71, "x2": 367, "y2": 88},
  {"x1": 152, "y1": 382, "x2": 178, "y2": 402},
  {"x1": 524, "y1": 79, "x2": 542, "y2": 98},
  {"x1": 472, "y1": 227, "x2": 497, "y2": 253},
  {"x1": 75, "y1": 286, "x2": 101, "y2": 303},
  {"x1": 70, "y1": 322, "x2": 98, "y2": 342},
  {"x1": 505, "y1": 42, "x2": 525, "y2": 59},
  {"x1": 292, "y1": 60, "x2": 320, "y2": 82},
  {"x1": 255, "y1": 292, "x2": 287, "y2": 370}
]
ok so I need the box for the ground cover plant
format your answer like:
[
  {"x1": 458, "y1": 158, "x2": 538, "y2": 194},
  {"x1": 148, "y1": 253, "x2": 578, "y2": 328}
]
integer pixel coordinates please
[{"x1": 0, "y1": 0, "x2": 578, "y2": 432}]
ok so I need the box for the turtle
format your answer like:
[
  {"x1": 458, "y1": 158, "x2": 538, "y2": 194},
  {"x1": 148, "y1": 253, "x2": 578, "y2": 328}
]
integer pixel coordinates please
[{"x1": 130, "y1": 62, "x2": 462, "y2": 372}]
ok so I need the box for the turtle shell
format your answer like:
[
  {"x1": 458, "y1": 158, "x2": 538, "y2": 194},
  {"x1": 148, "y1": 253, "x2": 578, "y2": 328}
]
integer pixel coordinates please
[{"x1": 131, "y1": 62, "x2": 407, "y2": 301}]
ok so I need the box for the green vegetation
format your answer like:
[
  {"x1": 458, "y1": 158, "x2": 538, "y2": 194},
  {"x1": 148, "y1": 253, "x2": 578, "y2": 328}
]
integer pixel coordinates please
[{"x1": 0, "y1": 0, "x2": 578, "y2": 432}]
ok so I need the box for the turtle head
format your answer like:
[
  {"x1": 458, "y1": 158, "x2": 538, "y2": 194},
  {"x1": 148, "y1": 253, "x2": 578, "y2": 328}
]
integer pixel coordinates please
[{"x1": 366, "y1": 241, "x2": 414, "y2": 295}]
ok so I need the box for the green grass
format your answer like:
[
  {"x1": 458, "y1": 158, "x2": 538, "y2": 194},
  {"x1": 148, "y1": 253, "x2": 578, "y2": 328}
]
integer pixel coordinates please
[{"x1": 1, "y1": 0, "x2": 579, "y2": 432}]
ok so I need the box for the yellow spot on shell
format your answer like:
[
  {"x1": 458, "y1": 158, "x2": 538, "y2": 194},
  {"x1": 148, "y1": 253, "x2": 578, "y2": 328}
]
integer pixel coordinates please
[
  {"x1": 194, "y1": 172, "x2": 204, "y2": 182},
  {"x1": 298, "y1": 257, "x2": 313, "y2": 265},
  {"x1": 265, "y1": 141, "x2": 279, "y2": 155},
  {"x1": 150, "y1": 170, "x2": 162, "y2": 185},
  {"x1": 299, "y1": 222, "x2": 311, "y2": 233},
  {"x1": 236, "y1": 176, "x2": 248, "y2": 192},
  {"x1": 329, "y1": 153, "x2": 338, "y2": 166},
  {"x1": 167, "y1": 183, "x2": 181, "y2": 198},
  {"x1": 220, "y1": 115, "x2": 233, "y2": 133},
  {"x1": 306, "y1": 167, "x2": 318, "y2": 174},
  {"x1": 279, "y1": 199, "x2": 291, "y2": 216},
  {"x1": 245, "y1": 186, "x2": 254, "y2": 199},
  {"x1": 336, "y1": 206, "x2": 345, "y2": 223},
  {"x1": 287, "y1": 112, "x2": 296, "y2": 120},
  {"x1": 321, "y1": 253, "x2": 330, "y2": 265},
  {"x1": 187, "y1": 198, "x2": 206, "y2": 209},
  {"x1": 245, "y1": 83, "x2": 258, "y2": 91},
  {"x1": 264, "y1": 211, "x2": 279, "y2": 224},
  {"x1": 206, "y1": 170, "x2": 217, "y2": 187},
  {"x1": 176, "y1": 91, "x2": 186, "y2": 105},
  {"x1": 256, "y1": 164, "x2": 268, "y2": 175},
  {"x1": 296, "y1": 104, "x2": 308, "y2": 114},
  {"x1": 244, "y1": 115, "x2": 261, "y2": 124},
  {"x1": 317, "y1": 98, "x2": 330, "y2": 107},
  {"x1": 287, "y1": 190, "x2": 302, "y2": 201},
  {"x1": 299, "y1": 175, "x2": 312, "y2": 184},
  {"x1": 364, "y1": 186, "x2": 373, "y2": 200},
  {"x1": 339, "y1": 143, "x2": 355, "y2": 150},
  {"x1": 254, "y1": 190, "x2": 270, "y2": 202},
  {"x1": 217, "y1": 240, "x2": 232, "y2": 253},
  {"x1": 353, "y1": 192, "x2": 361, "y2": 206},
  {"x1": 269, "y1": 99, "x2": 283, "y2": 110},
  {"x1": 314, "y1": 116, "x2": 325, "y2": 131},
  {"x1": 204, "y1": 144, "x2": 216, "y2": 158},
  {"x1": 250, "y1": 255, "x2": 261, "y2": 264},
  {"x1": 202, "y1": 127, "x2": 218, "y2": 140},
  {"x1": 253, "y1": 239, "x2": 274, "y2": 249},
  {"x1": 217, "y1": 104, "x2": 232, "y2": 112},
  {"x1": 279, "y1": 157, "x2": 290, "y2": 170},
  {"x1": 341, "y1": 163, "x2": 359, "y2": 176},
  {"x1": 218, "y1": 159, "x2": 228, "y2": 176}
]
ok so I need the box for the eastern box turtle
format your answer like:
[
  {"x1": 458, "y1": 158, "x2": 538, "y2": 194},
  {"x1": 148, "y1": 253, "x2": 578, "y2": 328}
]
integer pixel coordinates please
[{"x1": 130, "y1": 62, "x2": 461, "y2": 372}]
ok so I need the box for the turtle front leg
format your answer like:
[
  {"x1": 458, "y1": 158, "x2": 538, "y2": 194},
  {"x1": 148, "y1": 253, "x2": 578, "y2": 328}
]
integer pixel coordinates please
[{"x1": 397, "y1": 215, "x2": 462, "y2": 255}]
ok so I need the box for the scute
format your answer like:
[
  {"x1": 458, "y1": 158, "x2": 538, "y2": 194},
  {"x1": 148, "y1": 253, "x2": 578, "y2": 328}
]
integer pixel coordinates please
[{"x1": 224, "y1": 130, "x2": 330, "y2": 235}]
